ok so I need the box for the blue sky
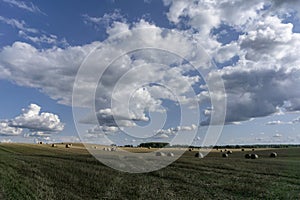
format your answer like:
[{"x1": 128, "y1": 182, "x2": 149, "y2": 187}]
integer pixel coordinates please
[{"x1": 1, "y1": 0, "x2": 300, "y2": 145}]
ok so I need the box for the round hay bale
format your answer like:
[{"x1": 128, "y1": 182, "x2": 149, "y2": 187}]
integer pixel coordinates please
[
  {"x1": 245, "y1": 154, "x2": 251, "y2": 159},
  {"x1": 227, "y1": 150, "x2": 233, "y2": 154},
  {"x1": 156, "y1": 152, "x2": 165, "y2": 156},
  {"x1": 51, "y1": 144, "x2": 57, "y2": 147},
  {"x1": 148, "y1": 146, "x2": 151, "y2": 149},
  {"x1": 65, "y1": 144, "x2": 70, "y2": 148},
  {"x1": 189, "y1": 148, "x2": 192, "y2": 151},
  {"x1": 167, "y1": 152, "x2": 174, "y2": 157},
  {"x1": 270, "y1": 152, "x2": 277, "y2": 158},
  {"x1": 251, "y1": 154, "x2": 258, "y2": 159},
  {"x1": 241, "y1": 148, "x2": 245, "y2": 151},
  {"x1": 222, "y1": 153, "x2": 228, "y2": 158},
  {"x1": 252, "y1": 148, "x2": 255, "y2": 151},
  {"x1": 195, "y1": 152, "x2": 204, "y2": 158},
  {"x1": 220, "y1": 150, "x2": 223, "y2": 152},
  {"x1": 111, "y1": 147, "x2": 117, "y2": 151}
]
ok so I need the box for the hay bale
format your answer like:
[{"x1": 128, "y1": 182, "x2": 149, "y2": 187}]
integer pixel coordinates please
[
  {"x1": 39, "y1": 142, "x2": 43, "y2": 144},
  {"x1": 65, "y1": 144, "x2": 71, "y2": 148},
  {"x1": 270, "y1": 152, "x2": 277, "y2": 158},
  {"x1": 103, "y1": 147, "x2": 110, "y2": 151},
  {"x1": 252, "y1": 148, "x2": 255, "y2": 151},
  {"x1": 220, "y1": 150, "x2": 223, "y2": 152},
  {"x1": 51, "y1": 144, "x2": 57, "y2": 147},
  {"x1": 227, "y1": 150, "x2": 233, "y2": 154},
  {"x1": 189, "y1": 148, "x2": 192, "y2": 151},
  {"x1": 222, "y1": 153, "x2": 228, "y2": 158},
  {"x1": 156, "y1": 152, "x2": 165, "y2": 156},
  {"x1": 148, "y1": 146, "x2": 151, "y2": 149},
  {"x1": 251, "y1": 154, "x2": 258, "y2": 159},
  {"x1": 245, "y1": 154, "x2": 251, "y2": 159},
  {"x1": 195, "y1": 152, "x2": 204, "y2": 158},
  {"x1": 111, "y1": 147, "x2": 117, "y2": 151},
  {"x1": 241, "y1": 148, "x2": 245, "y2": 151},
  {"x1": 167, "y1": 152, "x2": 174, "y2": 157}
]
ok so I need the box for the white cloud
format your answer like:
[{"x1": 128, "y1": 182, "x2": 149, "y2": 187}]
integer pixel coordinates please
[
  {"x1": 273, "y1": 133, "x2": 283, "y2": 138},
  {"x1": 0, "y1": 16, "x2": 38, "y2": 33},
  {"x1": 0, "y1": 121, "x2": 23, "y2": 136},
  {"x1": 1, "y1": 104, "x2": 64, "y2": 137},
  {"x1": 0, "y1": 41, "x2": 96, "y2": 104},
  {"x1": 3, "y1": 0, "x2": 45, "y2": 14},
  {"x1": 1, "y1": 19, "x2": 211, "y2": 130},
  {"x1": 204, "y1": 61, "x2": 300, "y2": 124},
  {"x1": 87, "y1": 125, "x2": 119, "y2": 135},
  {"x1": 154, "y1": 133, "x2": 169, "y2": 139},
  {"x1": 266, "y1": 120, "x2": 292, "y2": 125},
  {"x1": 163, "y1": 0, "x2": 265, "y2": 34},
  {"x1": 2, "y1": 1, "x2": 300, "y2": 131},
  {"x1": 155, "y1": 124, "x2": 197, "y2": 136},
  {"x1": 82, "y1": 9, "x2": 126, "y2": 29},
  {"x1": 18, "y1": 31, "x2": 67, "y2": 46},
  {"x1": 0, "y1": 16, "x2": 66, "y2": 46},
  {"x1": 239, "y1": 16, "x2": 296, "y2": 62},
  {"x1": 0, "y1": 139, "x2": 13, "y2": 143},
  {"x1": 9, "y1": 104, "x2": 64, "y2": 133}
]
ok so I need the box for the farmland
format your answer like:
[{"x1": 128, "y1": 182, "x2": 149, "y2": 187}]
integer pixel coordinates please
[{"x1": 0, "y1": 143, "x2": 299, "y2": 199}]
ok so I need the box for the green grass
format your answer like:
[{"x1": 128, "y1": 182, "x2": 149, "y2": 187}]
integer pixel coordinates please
[{"x1": 0, "y1": 144, "x2": 300, "y2": 199}]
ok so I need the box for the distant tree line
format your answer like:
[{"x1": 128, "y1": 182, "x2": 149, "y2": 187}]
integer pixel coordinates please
[
  {"x1": 119, "y1": 143, "x2": 300, "y2": 149},
  {"x1": 138, "y1": 142, "x2": 170, "y2": 148}
]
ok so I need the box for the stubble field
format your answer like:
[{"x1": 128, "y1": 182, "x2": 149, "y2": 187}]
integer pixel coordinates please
[{"x1": 0, "y1": 143, "x2": 299, "y2": 199}]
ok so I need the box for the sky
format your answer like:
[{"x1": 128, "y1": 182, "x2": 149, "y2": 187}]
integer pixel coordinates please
[{"x1": 1, "y1": 0, "x2": 300, "y2": 146}]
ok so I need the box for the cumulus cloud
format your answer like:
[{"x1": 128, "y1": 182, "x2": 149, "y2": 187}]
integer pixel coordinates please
[
  {"x1": 163, "y1": 1, "x2": 300, "y2": 125},
  {"x1": 0, "y1": 41, "x2": 96, "y2": 104},
  {"x1": 0, "y1": 121, "x2": 23, "y2": 136},
  {"x1": 0, "y1": 104, "x2": 64, "y2": 137},
  {"x1": 2, "y1": 0, "x2": 45, "y2": 14},
  {"x1": 87, "y1": 125, "x2": 119, "y2": 135},
  {"x1": 155, "y1": 124, "x2": 197, "y2": 136},
  {"x1": 1, "y1": 19, "x2": 211, "y2": 132},
  {"x1": 1, "y1": 1, "x2": 300, "y2": 132},
  {"x1": 0, "y1": 139, "x2": 13, "y2": 143},
  {"x1": 9, "y1": 104, "x2": 64, "y2": 133},
  {"x1": 204, "y1": 66, "x2": 300, "y2": 124}
]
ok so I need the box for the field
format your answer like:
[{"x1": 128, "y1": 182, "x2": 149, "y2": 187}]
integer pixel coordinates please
[{"x1": 0, "y1": 144, "x2": 300, "y2": 199}]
